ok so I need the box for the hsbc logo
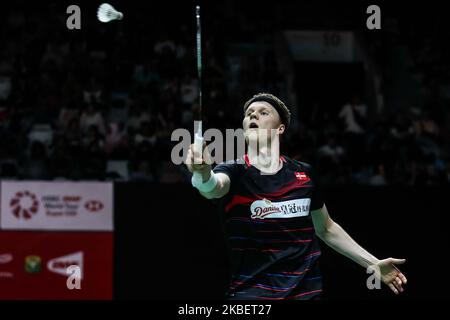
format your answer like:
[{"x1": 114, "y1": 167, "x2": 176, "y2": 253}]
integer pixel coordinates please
[
  {"x1": 84, "y1": 200, "x2": 104, "y2": 212},
  {"x1": 9, "y1": 191, "x2": 39, "y2": 220},
  {"x1": 47, "y1": 251, "x2": 84, "y2": 280},
  {"x1": 1, "y1": 182, "x2": 113, "y2": 231}
]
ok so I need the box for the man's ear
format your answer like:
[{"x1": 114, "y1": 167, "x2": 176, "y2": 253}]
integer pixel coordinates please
[{"x1": 278, "y1": 124, "x2": 285, "y2": 135}]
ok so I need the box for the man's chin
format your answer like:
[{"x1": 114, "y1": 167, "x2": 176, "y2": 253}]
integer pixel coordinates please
[{"x1": 244, "y1": 130, "x2": 259, "y2": 141}]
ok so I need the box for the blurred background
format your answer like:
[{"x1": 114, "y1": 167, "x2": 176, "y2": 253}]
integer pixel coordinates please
[{"x1": 0, "y1": 0, "x2": 449, "y2": 300}]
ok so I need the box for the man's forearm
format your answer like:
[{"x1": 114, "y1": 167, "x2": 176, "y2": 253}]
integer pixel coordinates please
[
  {"x1": 318, "y1": 222, "x2": 380, "y2": 269},
  {"x1": 196, "y1": 168, "x2": 211, "y2": 183},
  {"x1": 198, "y1": 172, "x2": 228, "y2": 199},
  {"x1": 197, "y1": 170, "x2": 216, "y2": 199}
]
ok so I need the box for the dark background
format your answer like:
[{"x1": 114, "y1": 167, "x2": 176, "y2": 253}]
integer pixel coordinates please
[{"x1": 114, "y1": 183, "x2": 450, "y2": 300}]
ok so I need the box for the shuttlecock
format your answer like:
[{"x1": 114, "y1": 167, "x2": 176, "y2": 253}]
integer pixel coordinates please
[{"x1": 97, "y1": 3, "x2": 123, "y2": 23}]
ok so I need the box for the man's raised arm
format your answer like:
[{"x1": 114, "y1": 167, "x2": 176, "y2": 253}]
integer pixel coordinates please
[{"x1": 185, "y1": 143, "x2": 230, "y2": 199}]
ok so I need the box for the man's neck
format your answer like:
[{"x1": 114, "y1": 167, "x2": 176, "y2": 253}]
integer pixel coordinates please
[{"x1": 247, "y1": 141, "x2": 282, "y2": 174}]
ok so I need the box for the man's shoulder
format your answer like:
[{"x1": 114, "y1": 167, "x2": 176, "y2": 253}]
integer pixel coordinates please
[
  {"x1": 213, "y1": 157, "x2": 246, "y2": 171},
  {"x1": 285, "y1": 156, "x2": 314, "y2": 172},
  {"x1": 213, "y1": 158, "x2": 247, "y2": 184},
  {"x1": 218, "y1": 157, "x2": 246, "y2": 166}
]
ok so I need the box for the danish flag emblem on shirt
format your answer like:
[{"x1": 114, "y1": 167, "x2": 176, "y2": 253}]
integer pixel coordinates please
[{"x1": 295, "y1": 172, "x2": 310, "y2": 184}]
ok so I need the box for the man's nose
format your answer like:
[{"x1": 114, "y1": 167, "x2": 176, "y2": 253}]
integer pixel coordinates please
[{"x1": 250, "y1": 112, "x2": 258, "y2": 120}]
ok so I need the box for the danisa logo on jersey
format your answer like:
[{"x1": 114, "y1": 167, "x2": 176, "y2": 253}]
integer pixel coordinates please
[{"x1": 250, "y1": 198, "x2": 311, "y2": 220}]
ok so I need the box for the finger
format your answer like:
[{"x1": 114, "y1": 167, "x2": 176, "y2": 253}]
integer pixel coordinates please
[
  {"x1": 392, "y1": 279, "x2": 403, "y2": 293},
  {"x1": 204, "y1": 155, "x2": 214, "y2": 165},
  {"x1": 185, "y1": 149, "x2": 193, "y2": 165},
  {"x1": 391, "y1": 258, "x2": 406, "y2": 265},
  {"x1": 203, "y1": 147, "x2": 214, "y2": 165},
  {"x1": 193, "y1": 150, "x2": 203, "y2": 164},
  {"x1": 193, "y1": 153, "x2": 205, "y2": 164},
  {"x1": 395, "y1": 277, "x2": 404, "y2": 292},
  {"x1": 192, "y1": 141, "x2": 202, "y2": 156},
  {"x1": 395, "y1": 277, "x2": 402, "y2": 285},
  {"x1": 398, "y1": 273, "x2": 407, "y2": 284},
  {"x1": 189, "y1": 144, "x2": 195, "y2": 159},
  {"x1": 388, "y1": 283, "x2": 399, "y2": 294}
]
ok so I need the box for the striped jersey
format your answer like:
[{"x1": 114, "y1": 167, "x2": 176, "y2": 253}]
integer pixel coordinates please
[{"x1": 213, "y1": 155, "x2": 324, "y2": 300}]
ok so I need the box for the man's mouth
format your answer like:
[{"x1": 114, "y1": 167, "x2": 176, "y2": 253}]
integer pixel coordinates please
[{"x1": 249, "y1": 123, "x2": 259, "y2": 129}]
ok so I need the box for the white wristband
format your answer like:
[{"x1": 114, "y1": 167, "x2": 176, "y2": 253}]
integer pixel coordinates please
[{"x1": 191, "y1": 171, "x2": 218, "y2": 193}]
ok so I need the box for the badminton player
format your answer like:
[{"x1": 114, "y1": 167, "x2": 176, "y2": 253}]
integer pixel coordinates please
[{"x1": 185, "y1": 93, "x2": 407, "y2": 300}]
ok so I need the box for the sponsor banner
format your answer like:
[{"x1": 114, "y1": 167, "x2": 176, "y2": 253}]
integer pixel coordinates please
[
  {"x1": 284, "y1": 30, "x2": 356, "y2": 62},
  {"x1": 1, "y1": 181, "x2": 113, "y2": 231},
  {"x1": 250, "y1": 198, "x2": 311, "y2": 220},
  {"x1": 0, "y1": 232, "x2": 113, "y2": 300}
]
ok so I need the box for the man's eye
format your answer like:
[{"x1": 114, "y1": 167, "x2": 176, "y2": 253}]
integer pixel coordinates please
[{"x1": 261, "y1": 112, "x2": 268, "y2": 115}]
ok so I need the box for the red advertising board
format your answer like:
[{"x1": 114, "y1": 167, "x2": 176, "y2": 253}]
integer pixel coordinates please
[{"x1": 0, "y1": 232, "x2": 113, "y2": 300}]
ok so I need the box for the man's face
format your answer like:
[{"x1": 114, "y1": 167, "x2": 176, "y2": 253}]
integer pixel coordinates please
[{"x1": 242, "y1": 101, "x2": 285, "y2": 142}]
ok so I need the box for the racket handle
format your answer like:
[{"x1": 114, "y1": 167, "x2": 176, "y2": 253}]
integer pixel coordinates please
[
  {"x1": 192, "y1": 132, "x2": 204, "y2": 182},
  {"x1": 194, "y1": 132, "x2": 203, "y2": 158}
]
